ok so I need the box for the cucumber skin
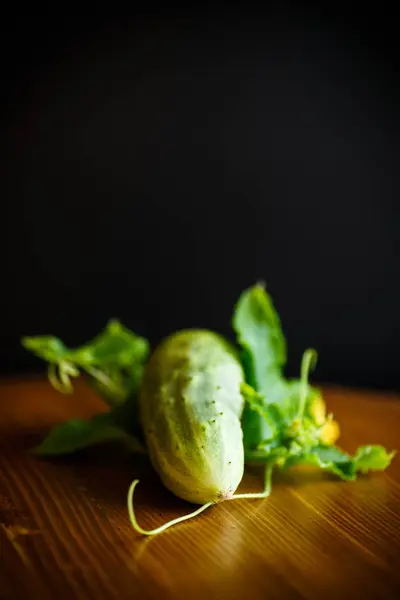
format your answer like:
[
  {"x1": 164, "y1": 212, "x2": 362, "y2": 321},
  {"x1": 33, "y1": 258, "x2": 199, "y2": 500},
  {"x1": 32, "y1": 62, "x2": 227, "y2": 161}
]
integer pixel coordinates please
[{"x1": 139, "y1": 329, "x2": 245, "y2": 504}]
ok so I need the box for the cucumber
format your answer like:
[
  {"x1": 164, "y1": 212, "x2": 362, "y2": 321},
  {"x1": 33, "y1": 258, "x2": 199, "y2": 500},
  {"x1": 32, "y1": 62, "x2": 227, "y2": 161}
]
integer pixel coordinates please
[{"x1": 139, "y1": 329, "x2": 245, "y2": 504}]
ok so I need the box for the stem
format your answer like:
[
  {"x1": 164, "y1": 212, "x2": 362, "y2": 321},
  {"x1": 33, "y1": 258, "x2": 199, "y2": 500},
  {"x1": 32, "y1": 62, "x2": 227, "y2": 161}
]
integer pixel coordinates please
[
  {"x1": 127, "y1": 480, "x2": 213, "y2": 536},
  {"x1": 298, "y1": 349, "x2": 318, "y2": 419},
  {"x1": 85, "y1": 367, "x2": 125, "y2": 406},
  {"x1": 232, "y1": 462, "x2": 273, "y2": 500}
]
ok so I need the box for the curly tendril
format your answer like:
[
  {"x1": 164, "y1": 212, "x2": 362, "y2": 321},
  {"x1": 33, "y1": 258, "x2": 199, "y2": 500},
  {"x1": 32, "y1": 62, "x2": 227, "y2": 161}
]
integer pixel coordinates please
[{"x1": 127, "y1": 463, "x2": 273, "y2": 536}]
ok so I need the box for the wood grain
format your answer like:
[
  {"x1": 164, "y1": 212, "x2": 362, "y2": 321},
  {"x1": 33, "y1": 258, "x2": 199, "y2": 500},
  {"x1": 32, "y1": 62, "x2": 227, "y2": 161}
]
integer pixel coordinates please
[{"x1": 0, "y1": 377, "x2": 399, "y2": 600}]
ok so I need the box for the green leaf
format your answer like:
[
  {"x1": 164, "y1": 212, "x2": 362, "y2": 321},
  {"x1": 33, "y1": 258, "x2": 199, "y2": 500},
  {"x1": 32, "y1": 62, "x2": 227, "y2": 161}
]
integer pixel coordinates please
[
  {"x1": 232, "y1": 282, "x2": 286, "y2": 393},
  {"x1": 283, "y1": 444, "x2": 395, "y2": 481},
  {"x1": 311, "y1": 445, "x2": 352, "y2": 464},
  {"x1": 22, "y1": 336, "x2": 70, "y2": 362},
  {"x1": 233, "y1": 282, "x2": 396, "y2": 483},
  {"x1": 22, "y1": 320, "x2": 150, "y2": 407},
  {"x1": 240, "y1": 383, "x2": 282, "y2": 441},
  {"x1": 233, "y1": 283, "x2": 287, "y2": 452},
  {"x1": 264, "y1": 378, "x2": 321, "y2": 423},
  {"x1": 353, "y1": 445, "x2": 396, "y2": 473},
  {"x1": 284, "y1": 445, "x2": 357, "y2": 480},
  {"x1": 233, "y1": 284, "x2": 321, "y2": 453},
  {"x1": 69, "y1": 319, "x2": 148, "y2": 368},
  {"x1": 34, "y1": 415, "x2": 139, "y2": 456},
  {"x1": 33, "y1": 395, "x2": 145, "y2": 456}
]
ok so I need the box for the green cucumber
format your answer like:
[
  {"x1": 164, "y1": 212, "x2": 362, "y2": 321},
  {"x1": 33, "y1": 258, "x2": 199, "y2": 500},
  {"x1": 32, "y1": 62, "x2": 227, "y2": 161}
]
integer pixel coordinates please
[{"x1": 139, "y1": 329, "x2": 245, "y2": 504}]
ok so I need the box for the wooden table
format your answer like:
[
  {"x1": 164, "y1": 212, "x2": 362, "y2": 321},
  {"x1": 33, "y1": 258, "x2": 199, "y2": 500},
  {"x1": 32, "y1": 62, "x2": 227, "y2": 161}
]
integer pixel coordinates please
[{"x1": 1, "y1": 378, "x2": 399, "y2": 600}]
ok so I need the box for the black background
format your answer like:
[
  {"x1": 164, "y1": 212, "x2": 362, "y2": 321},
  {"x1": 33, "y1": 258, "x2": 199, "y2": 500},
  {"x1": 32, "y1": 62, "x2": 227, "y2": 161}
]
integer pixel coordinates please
[{"x1": 1, "y1": 6, "x2": 399, "y2": 389}]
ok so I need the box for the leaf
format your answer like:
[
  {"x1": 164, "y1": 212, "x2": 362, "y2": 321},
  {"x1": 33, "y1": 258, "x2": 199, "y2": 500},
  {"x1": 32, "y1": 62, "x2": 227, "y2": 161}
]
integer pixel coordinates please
[
  {"x1": 34, "y1": 417, "x2": 135, "y2": 456},
  {"x1": 22, "y1": 320, "x2": 150, "y2": 407},
  {"x1": 33, "y1": 400, "x2": 144, "y2": 456},
  {"x1": 232, "y1": 282, "x2": 396, "y2": 483},
  {"x1": 70, "y1": 319, "x2": 148, "y2": 368},
  {"x1": 284, "y1": 445, "x2": 357, "y2": 480},
  {"x1": 22, "y1": 336, "x2": 70, "y2": 362},
  {"x1": 233, "y1": 284, "x2": 322, "y2": 453},
  {"x1": 311, "y1": 445, "x2": 352, "y2": 464},
  {"x1": 266, "y1": 378, "x2": 321, "y2": 424},
  {"x1": 283, "y1": 444, "x2": 395, "y2": 481},
  {"x1": 233, "y1": 283, "x2": 287, "y2": 452},
  {"x1": 232, "y1": 282, "x2": 286, "y2": 393},
  {"x1": 353, "y1": 445, "x2": 396, "y2": 473},
  {"x1": 240, "y1": 383, "x2": 282, "y2": 441}
]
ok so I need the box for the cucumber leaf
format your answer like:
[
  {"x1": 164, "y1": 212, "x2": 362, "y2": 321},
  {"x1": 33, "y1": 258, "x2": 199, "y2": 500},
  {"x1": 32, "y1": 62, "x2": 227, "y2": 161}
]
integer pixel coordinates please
[
  {"x1": 353, "y1": 445, "x2": 396, "y2": 473},
  {"x1": 234, "y1": 282, "x2": 395, "y2": 482},
  {"x1": 233, "y1": 283, "x2": 321, "y2": 455},
  {"x1": 245, "y1": 433, "x2": 395, "y2": 481},
  {"x1": 243, "y1": 380, "x2": 395, "y2": 479},
  {"x1": 282, "y1": 444, "x2": 395, "y2": 480},
  {"x1": 22, "y1": 320, "x2": 149, "y2": 407},
  {"x1": 34, "y1": 416, "x2": 137, "y2": 456},
  {"x1": 233, "y1": 283, "x2": 287, "y2": 452},
  {"x1": 23, "y1": 320, "x2": 149, "y2": 456},
  {"x1": 33, "y1": 394, "x2": 145, "y2": 456},
  {"x1": 240, "y1": 382, "x2": 283, "y2": 442},
  {"x1": 232, "y1": 282, "x2": 286, "y2": 393},
  {"x1": 283, "y1": 445, "x2": 358, "y2": 480}
]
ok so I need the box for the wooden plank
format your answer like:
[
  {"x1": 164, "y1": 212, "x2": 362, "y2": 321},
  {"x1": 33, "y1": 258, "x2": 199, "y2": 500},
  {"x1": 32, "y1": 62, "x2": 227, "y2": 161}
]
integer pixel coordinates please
[{"x1": 0, "y1": 378, "x2": 399, "y2": 599}]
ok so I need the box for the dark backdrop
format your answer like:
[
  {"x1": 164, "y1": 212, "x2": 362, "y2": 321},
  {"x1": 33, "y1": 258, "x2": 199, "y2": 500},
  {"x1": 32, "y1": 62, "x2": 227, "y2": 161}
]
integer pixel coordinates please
[{"x1": 1, "y1": 7, "x2": 399, "y2": 389}]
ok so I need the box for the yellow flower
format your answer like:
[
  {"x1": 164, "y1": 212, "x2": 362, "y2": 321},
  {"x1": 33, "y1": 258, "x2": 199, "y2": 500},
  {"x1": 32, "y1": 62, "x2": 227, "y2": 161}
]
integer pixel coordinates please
[
  {"x1": 320, "y1": 419, "x2": 340, "y2": 445},
  {"x1": 308, "y1": 395, "x2": 327, "y2": 425}
]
